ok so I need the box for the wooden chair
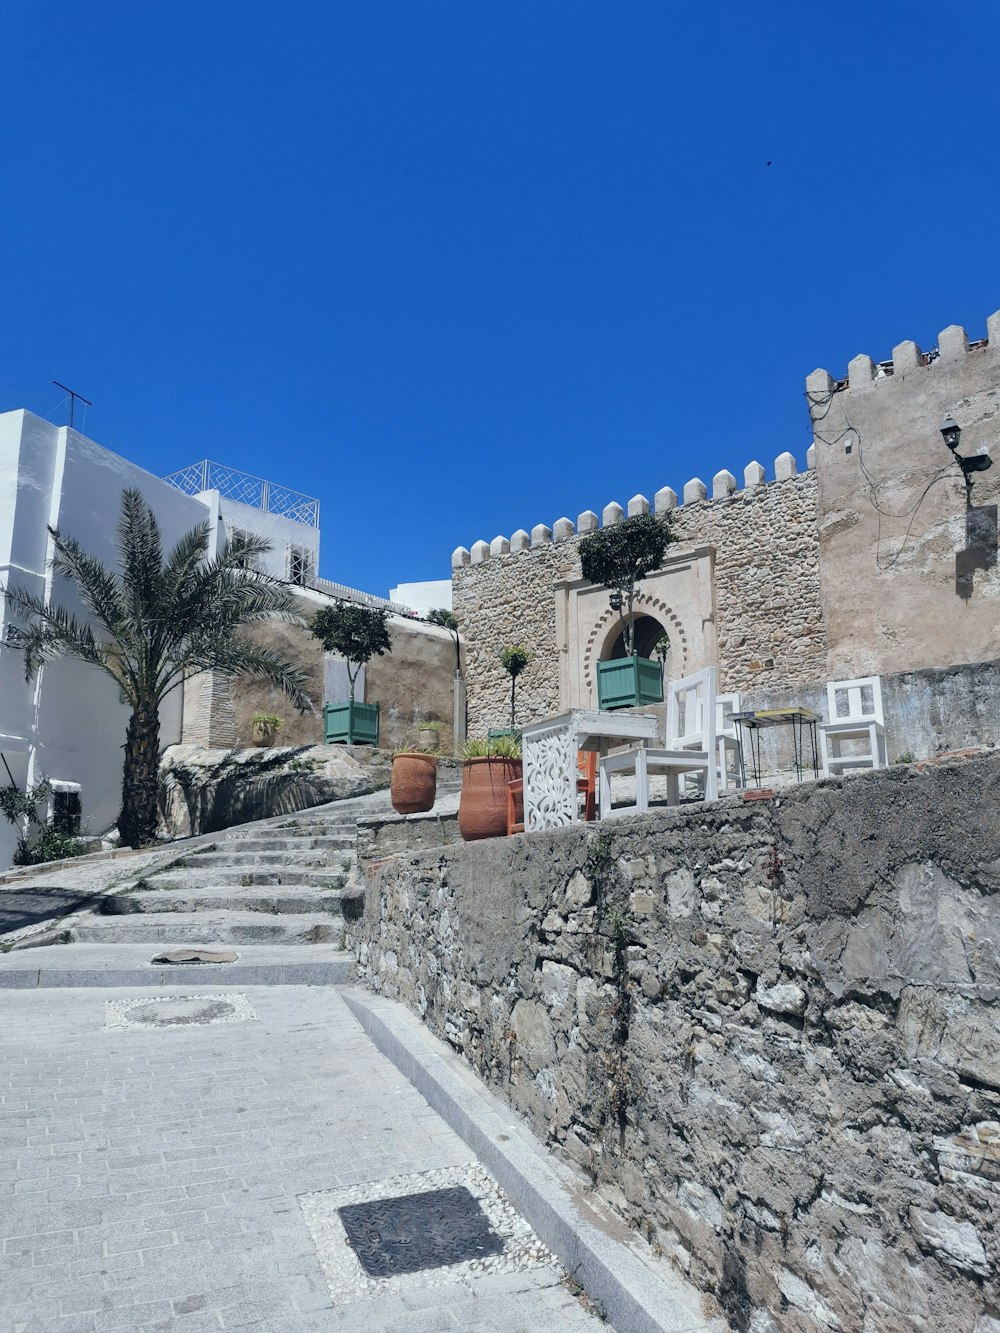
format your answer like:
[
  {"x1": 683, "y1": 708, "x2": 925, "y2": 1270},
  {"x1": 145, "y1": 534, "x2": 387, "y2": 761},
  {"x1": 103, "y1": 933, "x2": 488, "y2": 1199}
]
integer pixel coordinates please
[
  {"x1": 716, "y1": 691, "x2": 745, "y2": 791},
  {"x1": 818, "y1": 676, "x2": 887, "y2": 776},
  {"x1": 599, "y1": 668, "x2": 718, "y2": 818}
]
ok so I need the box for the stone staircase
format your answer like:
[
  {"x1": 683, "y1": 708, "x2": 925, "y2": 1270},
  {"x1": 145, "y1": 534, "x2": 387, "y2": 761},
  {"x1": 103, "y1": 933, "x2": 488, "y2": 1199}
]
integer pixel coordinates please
[
  {"x1": 73, "y1": 816, "x2": 362, "y2": 948},
  {"x1": 0, "y1": 773, "x2": 463, "y2": 987}
]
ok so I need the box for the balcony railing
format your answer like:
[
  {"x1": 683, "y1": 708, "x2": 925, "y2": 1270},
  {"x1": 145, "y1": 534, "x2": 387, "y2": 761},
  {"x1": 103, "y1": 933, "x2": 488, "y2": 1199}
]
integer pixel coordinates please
[{"x1": 163, "y1": 461, "x2": 320, "y2": 528}]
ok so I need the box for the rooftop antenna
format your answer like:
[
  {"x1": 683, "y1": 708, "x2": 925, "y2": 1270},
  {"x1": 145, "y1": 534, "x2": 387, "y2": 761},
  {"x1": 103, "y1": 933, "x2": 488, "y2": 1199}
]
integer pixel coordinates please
[{"x1": 50, "y1": 380, "x2": 92, "y2": 430}]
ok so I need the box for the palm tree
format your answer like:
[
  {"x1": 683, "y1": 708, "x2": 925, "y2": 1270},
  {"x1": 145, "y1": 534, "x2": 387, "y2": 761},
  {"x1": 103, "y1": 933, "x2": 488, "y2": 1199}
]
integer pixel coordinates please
[{"x1": 1, "y1": 488, "x2": 313, "y2": 848}]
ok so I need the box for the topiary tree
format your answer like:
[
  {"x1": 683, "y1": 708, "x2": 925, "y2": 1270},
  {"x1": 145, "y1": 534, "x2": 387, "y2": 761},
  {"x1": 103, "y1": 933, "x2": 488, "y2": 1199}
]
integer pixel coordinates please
[
  {"x1": 579, "y1": 512, "x2": 674, "y2": 656},
  {"x1": 426, "y1": 608, "x2": 461, "y2": 676},
  {"x1": 499, "y1": 644, "x2": 530, "y2": 731},
  {"x1": 310, "y1": 601, "x2": 392, "y2": 701}
]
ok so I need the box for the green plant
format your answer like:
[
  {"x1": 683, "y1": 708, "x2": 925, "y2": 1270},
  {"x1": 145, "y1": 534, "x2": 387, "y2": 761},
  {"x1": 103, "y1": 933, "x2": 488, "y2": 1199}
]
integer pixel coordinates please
[
  {"x1": 310, "y1": 601, "x2": 392, "y2": 702},
  {"x1": 13, "y1": 826, "x2": 83, "y2": 866},
  {"x1": 893, "y1": 751, "x2": 914, "y2": 765},
  {"x1": 461, "y1": 734, "x2": 522, "y2": 760},
  {"x1": 1, "y1": 779, "x2": 83, "y2": 865},
  {"x1": 251, "y1": 712, "x2": 284, "y2": 740},
  {"x1": 426, "y1": 608, "x2": 461, "y2": 676},
  {"x1": 499, "y1": 645, "x2": 530, "y2": 731},
  {"x1": 653, "y1": 632, "x2": 670, "y2": 664},
  {"x1": 579, "y1": 512, "x2": 674, "y2": 656},
  {"x1": 416, "y1": 719, "x2": 442, "y2": 732},
  {"x1": 1, "y1": 489, "x2": 312, "y2": 848}
]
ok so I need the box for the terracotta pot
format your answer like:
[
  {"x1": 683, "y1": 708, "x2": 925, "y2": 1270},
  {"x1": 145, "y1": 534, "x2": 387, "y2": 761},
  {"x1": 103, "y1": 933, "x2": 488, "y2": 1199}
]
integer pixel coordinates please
[
  {"x1": 458, "y1": 757, "x2": 522, "y2": 841},
  {"x1": 390, "y1": 753, "x2": 438, "y2": 815}
]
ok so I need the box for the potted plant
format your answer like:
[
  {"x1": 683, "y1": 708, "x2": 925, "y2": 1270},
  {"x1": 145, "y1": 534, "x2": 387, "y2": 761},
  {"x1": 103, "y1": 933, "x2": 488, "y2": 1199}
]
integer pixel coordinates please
[
  {"x1": 579, "y1": 511, "x2": 674, "y2": 710},
  {"x1": 458, "y1": 734, "x2": 522, "y2": 842},
  {"x1": 390, "y1": 749, "x2": 438, "y2": 815},
  {"x1": 499, "y1": 645, "x2": 530, "y2": 733},
  {"x1": 416, "y1": 719, "x2": 442, "y2": 752},
  {"x1": 310, "y1": 601, "x2": 392, "y2": 745},
  {"x1": 250, "y1": 713, "x2": 283, "y2": 746}
]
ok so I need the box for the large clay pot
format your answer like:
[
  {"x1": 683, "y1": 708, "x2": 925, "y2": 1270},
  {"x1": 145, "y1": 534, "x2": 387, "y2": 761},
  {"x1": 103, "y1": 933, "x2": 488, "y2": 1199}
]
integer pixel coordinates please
[
  {"x1": 390, "y1": 753, "x2": 438, "y2": 815},
  {"x1": 458, "y1": 757, "x2": 522, "y2": 841}
]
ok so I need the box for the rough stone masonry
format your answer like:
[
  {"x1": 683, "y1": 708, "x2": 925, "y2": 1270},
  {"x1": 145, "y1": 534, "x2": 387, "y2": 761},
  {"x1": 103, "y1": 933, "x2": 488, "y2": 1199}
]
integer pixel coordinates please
[{"x1": 358, "y1": 754, "x2": 1000, "y2": 1332}]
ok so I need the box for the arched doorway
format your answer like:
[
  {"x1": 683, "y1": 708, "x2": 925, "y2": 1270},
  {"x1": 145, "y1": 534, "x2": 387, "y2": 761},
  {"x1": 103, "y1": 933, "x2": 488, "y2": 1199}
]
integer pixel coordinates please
[{"x1": 605, "y1": 613, "x2": 671, "y2": 666}]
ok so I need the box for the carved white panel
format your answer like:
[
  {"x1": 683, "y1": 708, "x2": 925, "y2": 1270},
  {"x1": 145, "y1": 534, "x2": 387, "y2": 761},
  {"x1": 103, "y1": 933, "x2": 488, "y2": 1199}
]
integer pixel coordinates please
[{"x1": 523, "y1": 723, "x2": 577, "y2": 831}]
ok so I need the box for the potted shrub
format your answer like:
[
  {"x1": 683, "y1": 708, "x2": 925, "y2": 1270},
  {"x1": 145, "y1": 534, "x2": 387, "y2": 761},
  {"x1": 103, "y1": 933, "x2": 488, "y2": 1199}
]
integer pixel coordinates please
[
  {"x1": 579, "y1": 511, "x2": 674, "y2": 710},
  {"x1": 499, "y1": 645, "x2": 530, "y2": 732},
  {"x1": 458, "y1": 734, "x2": 522, "y2": 842},
  {"x1": 250, "y1": 713, "x2": 283, "y2": 746},
  {"x1": 310, "y1": 601, "x2": 392, "y2": 745},
  {"x1": 416, "y1": 719, "x2": 442, "y2": 752},
  {"x1": 390, "y1": 750, "x2": 438, "y2": 815}
]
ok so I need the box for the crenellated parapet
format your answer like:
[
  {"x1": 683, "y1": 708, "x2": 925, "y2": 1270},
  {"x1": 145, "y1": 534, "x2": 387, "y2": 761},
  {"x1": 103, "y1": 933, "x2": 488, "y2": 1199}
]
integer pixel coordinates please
[
  {"x1": 452, "y1": 449, "x2": 815, "y2": 568},
  {"x1": 806, "y1": 308, "x2": 1000, "y2": 401}
]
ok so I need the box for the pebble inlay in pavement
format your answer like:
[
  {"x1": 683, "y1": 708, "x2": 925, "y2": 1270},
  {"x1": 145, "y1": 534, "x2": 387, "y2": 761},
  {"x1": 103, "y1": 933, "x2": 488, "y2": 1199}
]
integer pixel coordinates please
[
  {"x1": 104, "y1": 993, "x2": 258, "y2": 1031},
  {"x1": 300, "y1": 1163, "x2": 554, "y2": 1303}
]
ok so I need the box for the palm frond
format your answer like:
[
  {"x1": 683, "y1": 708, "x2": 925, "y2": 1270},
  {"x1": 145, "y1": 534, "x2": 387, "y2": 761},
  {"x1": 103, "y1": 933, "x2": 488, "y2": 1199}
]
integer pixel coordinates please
[
  {"x1": 48, "y1": 531, "x2": 128, "y2": 639},
  {"x1": 117, "y1": 489, "x2": 164, "y2": 623},
  {"x1": 1, "y1": 583, "x2": 127, "y2": 690},
  {"x1": 186, "y1": 637, "x2": 315, "y2": 713}
]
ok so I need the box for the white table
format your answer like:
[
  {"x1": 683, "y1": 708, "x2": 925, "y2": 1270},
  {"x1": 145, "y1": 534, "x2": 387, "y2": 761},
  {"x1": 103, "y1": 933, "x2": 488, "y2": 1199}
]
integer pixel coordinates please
[{"x1": 521, "y1": 708, "x2": 660, "y2": 831}]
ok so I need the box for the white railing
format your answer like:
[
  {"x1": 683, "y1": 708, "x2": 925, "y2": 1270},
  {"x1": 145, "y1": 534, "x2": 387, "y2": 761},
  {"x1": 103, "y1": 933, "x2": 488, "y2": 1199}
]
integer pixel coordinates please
[
  {"x1": 163, "y1": 461, "x2": 320, "y2": 528},
  {"x1": 312, "y1": 577, "x2": 416, "y2": 617}
]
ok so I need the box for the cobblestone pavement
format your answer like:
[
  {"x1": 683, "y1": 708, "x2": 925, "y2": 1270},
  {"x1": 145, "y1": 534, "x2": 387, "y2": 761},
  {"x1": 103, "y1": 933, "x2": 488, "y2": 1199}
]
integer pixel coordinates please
[{"x1": 0, "y1": 986, "x2": 603, "y2": 1332}]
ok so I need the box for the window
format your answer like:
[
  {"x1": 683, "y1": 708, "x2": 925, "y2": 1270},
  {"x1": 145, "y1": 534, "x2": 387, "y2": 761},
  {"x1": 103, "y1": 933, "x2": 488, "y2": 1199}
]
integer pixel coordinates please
[
  {"x1": 287, "y1": 545, "x2": 315, "y2": 587},
  {"x1": 225, "y1": 525, "x2": 263, "y2": 571}
]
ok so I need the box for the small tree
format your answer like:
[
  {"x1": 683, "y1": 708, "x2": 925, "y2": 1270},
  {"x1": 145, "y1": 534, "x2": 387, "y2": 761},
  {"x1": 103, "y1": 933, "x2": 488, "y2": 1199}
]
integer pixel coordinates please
[
  {"x1": 426, "y1": 608, "x2": 461, "y2": 676},
  {"x1": 579, "y1": 512, "x2": 674, "y2": 656},
  {"x1": 310, "y1": 601, "x2": 392, "y2": 701},
  {"x1": 499, "y1": 645, "x2": 530, "y2": 731}
]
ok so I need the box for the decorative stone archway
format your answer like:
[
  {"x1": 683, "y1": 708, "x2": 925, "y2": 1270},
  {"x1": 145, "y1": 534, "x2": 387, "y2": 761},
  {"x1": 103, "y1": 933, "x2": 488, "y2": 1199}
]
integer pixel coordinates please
[{"x1": 553, "y1": 543, "x2": 718, "y2": 710}]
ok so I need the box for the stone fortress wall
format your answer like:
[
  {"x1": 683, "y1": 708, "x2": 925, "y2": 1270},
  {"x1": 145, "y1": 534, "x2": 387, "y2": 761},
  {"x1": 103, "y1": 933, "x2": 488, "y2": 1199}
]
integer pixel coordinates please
[
  {"x1": 452, "y1": 308, "x2": 1000, "y2": 738},
  {"x1": 453, "y1": 454, "x2": 824, "y2": 737}
]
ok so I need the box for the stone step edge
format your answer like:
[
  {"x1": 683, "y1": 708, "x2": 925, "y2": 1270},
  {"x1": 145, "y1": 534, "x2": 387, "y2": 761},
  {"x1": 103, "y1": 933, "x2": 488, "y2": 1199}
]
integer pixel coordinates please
[
  {"x1": 0, "y1": 958, "x2": 355, "y2": 989},
  {"x1": 340, "y1": 988, "x2": 723, "y2": 1333}
]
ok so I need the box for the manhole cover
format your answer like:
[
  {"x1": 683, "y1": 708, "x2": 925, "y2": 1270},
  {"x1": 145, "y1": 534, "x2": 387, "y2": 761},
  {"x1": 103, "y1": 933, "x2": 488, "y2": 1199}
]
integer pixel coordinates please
[
  {"x1": 299, "y1": 1164, "x2": 553, "y2": 1305},
  {"x1": 105, "y1": 992, "x2": 257, "y2": 1031},
  {"x1": 339, "y1": 1186, "x2": 504, "y2": 1277}
]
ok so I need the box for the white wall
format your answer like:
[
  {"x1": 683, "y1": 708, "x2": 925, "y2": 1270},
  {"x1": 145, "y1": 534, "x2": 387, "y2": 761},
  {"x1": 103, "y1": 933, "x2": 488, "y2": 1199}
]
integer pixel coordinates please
[
  {"x1": 388, "y1": 579, "x2": 452, "y2": 613},
  {"x1": 216, "y1": 496, "x2": 320, "y2": 583},
  {"x1": 0, "y1": 412, "x2": 216, "y2": 852}
]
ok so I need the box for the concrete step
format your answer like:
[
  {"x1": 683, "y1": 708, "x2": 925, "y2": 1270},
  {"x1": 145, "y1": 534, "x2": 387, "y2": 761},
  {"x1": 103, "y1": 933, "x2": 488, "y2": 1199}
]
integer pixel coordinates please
[
  {"x1": 69, "y1": 911, "x2": 344, "y2": 946},
  {"x1": 144, "y1": 867, "x2": 350, "y2": 890},
  {"x1": 0, "y1": 941, "x2": 355, "y2": 987},
  {"x1": 100, "y1": 886, "x2": 362, "y2": 916},
  {"x1": 175, "y1": 848, "x2": 352, "y2": 869},
  {"x1": 220, "y1": 833, "x2": 357, "y2": 852}
]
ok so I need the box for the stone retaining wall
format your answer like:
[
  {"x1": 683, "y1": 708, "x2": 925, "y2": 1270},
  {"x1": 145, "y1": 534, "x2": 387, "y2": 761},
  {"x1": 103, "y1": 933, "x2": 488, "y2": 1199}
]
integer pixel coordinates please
[{"x1": 358, "y1": 755, "x2": 1000, "y2": 1331}]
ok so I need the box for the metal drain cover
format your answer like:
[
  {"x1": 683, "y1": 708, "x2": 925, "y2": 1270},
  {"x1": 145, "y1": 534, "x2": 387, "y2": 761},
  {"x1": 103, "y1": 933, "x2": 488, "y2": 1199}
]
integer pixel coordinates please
[
  {"x1": 339, "y1": 1186, "x2": 504, "y2": 1277},
  {"x1": 105, "y1": 992, "x2": 257, "y2": 1031}
]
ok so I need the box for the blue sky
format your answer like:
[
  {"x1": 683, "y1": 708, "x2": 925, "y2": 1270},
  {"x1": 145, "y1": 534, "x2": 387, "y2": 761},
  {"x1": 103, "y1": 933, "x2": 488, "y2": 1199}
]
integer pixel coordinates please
[{"x1": 2, "y1": 3, "x2": 998, "y2": 597}]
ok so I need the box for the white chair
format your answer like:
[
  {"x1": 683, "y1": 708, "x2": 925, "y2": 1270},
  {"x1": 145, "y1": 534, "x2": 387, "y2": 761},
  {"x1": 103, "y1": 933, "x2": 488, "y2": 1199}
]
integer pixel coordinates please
[
  {"x1": 716, "y1": 692, "x2": 745, "y2": 791},
  {"x1": 598, "y1": 668, "x2": 718, "y2": 818},
  {"x1": 818, "y1": 676, "x2": 887, "y2": 776}
]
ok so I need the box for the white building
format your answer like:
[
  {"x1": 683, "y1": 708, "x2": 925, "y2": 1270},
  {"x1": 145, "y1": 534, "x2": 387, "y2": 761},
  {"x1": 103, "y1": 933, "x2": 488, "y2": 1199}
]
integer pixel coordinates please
[{"x1": 0, "y1": 409, "x2": 322, "y2": 866}]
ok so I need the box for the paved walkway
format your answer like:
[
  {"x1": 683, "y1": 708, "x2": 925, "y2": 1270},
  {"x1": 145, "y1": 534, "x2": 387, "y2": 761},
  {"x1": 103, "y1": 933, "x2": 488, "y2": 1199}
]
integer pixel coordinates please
[{"x1": 0, "y1": 985, "x2": 602, "y2": 1332}]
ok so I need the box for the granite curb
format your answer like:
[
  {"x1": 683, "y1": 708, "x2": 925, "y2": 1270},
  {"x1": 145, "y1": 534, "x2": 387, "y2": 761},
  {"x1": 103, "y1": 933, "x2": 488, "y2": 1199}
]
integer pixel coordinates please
[{"x1": 340, "y1": 986, "x2": 727, "y2": 1333}]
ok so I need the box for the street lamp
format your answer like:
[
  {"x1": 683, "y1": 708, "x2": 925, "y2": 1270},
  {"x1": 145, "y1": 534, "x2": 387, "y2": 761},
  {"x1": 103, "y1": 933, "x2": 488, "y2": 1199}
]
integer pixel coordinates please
[{"x1": 940, "y1": 417, "x2": 993, "y2": 500}]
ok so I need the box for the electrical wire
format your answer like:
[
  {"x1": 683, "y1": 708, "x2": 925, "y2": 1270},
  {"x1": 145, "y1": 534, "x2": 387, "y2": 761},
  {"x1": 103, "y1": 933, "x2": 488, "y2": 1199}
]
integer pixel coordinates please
[{"x1": 805, "y1": 385, "x2": 961, "y2": 570}]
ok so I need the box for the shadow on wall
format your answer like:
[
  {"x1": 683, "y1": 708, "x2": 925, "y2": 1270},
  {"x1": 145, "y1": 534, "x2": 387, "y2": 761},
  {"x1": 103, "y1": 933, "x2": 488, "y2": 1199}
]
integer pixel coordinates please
[{"x1": 957, "y1": 504, "x2": 998, "y2": 599}]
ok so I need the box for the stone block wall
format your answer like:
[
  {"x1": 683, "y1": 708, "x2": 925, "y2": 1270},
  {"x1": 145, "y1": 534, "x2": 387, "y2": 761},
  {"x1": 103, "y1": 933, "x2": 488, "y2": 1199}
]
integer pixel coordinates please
[
  {"x1": 358, "y1": 754, "x2": 1000, "y2": 1332},
  {"x1": 452, "y1": 462, "x2": 824, "y2": 735}
]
